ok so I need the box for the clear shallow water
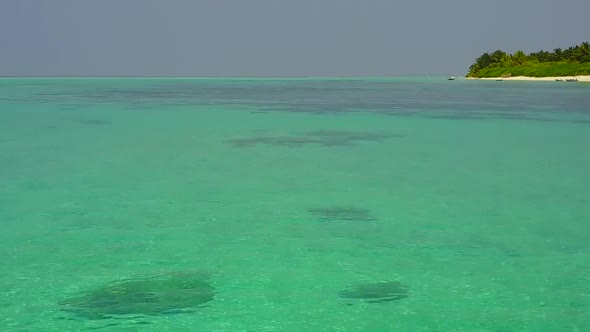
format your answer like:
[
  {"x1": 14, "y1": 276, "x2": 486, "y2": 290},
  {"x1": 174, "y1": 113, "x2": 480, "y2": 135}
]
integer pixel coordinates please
[{"x1": 1, "y1": 77, "x2": 589, "y2": 331}]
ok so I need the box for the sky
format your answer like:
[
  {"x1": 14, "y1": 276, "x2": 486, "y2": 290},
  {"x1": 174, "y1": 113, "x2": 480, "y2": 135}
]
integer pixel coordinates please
[{"x1": 1, "y1": 0, "x2": 589, "y2": 77}]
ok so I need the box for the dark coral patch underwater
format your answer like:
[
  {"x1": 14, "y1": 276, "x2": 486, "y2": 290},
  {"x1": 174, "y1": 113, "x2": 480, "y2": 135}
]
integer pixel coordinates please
[
  {"x1": 225, "y1": 130, "x2": 403, "y2": 148},
  {"x1": 307, "y1": 206, "x2": 377, "y2": 222},
  {"x1": 338, "y1": 281, "x2": 409, "y2": 304},
  {"x1": 58, "y1": 271, "x2": 215, "y2": 321}
]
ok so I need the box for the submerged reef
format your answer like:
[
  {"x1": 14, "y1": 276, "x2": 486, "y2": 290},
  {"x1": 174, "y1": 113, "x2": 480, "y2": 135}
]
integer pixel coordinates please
[
  {"x1": 307, "y1": 206, "x2": 377, "y2": 222},
  {"x1": 58, "y1": 271, "x2": 215, "y2": 320},
  {"x1": 225, "y1": 130, "x2": 402, "y2": 148},
  {"x1": 338, "y1": 281, "x2": 409, "y2": 303}
]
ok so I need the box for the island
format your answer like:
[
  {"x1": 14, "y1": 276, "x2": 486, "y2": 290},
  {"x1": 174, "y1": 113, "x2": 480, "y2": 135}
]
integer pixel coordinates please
[{"x1": 466, "y1": 42, "x2": 590, "y2": 81}]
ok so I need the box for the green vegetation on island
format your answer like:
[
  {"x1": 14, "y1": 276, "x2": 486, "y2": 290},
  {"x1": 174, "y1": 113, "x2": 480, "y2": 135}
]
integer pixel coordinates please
[{"x1": 467, "y1": 42, "x2": 590, "y2": 78}]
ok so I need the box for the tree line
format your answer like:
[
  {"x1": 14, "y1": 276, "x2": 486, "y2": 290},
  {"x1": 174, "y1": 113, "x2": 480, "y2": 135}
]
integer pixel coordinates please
[{"x1": 467, "y1": 42, "x2": 590, "y2": 77}]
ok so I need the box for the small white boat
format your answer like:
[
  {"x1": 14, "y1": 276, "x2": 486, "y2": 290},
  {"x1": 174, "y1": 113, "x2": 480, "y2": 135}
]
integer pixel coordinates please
[{"x1": 448, "y1": 76, "x2": 455, "y2": 81}]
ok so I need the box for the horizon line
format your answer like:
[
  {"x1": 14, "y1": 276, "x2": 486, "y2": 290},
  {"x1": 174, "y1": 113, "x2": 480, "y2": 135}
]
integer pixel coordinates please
[{"x1": 0, "y1": 75, "x2": 463, "y2": 79}]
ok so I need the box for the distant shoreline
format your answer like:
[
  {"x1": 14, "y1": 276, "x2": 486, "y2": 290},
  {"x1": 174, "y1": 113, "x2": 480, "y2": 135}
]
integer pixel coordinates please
[
  {"x1": 466, "y1": 75, "x2": 590, "y2": 82},
  {"x1": 465, "y1": 42, "x2": 590, "y2": 80}
]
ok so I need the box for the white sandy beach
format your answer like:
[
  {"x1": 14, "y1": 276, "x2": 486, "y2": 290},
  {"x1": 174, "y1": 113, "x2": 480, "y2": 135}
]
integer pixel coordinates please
[{"x1": 467, "y1": 75, "x2": 590, "y2": 82}]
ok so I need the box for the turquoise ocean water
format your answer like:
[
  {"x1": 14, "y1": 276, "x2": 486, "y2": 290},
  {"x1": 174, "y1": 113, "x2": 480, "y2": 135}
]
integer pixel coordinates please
[{"x1": 1, "y1": 77, "x2": 589, "y2": 331}]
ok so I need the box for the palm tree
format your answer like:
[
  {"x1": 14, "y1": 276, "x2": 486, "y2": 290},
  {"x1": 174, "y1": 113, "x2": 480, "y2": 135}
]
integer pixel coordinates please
[
  {"x1": 579, "y1": 42, "x2": 590, "y2": 62},
  {"x1": 551, "y1": 48, "x2": 563, "y2": 61},
  {"x1": 529, "y1": 50, "x2": 550, "y2": 63},
  {"x1": 491, "y1": 50, "x2": 507, "y2": 63},
  {"x1": 512, "y1": 50, "x2": 527, "y2": 65},
  {"x1": 500, "y1": 53, "x2": 512, "y2": 66}
]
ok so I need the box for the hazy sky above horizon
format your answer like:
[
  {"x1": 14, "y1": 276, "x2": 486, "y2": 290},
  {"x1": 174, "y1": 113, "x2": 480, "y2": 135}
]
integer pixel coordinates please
[{"x1": 1, "y1": 0, "x2": 589, "y2": 76}]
